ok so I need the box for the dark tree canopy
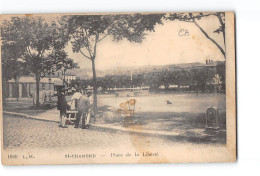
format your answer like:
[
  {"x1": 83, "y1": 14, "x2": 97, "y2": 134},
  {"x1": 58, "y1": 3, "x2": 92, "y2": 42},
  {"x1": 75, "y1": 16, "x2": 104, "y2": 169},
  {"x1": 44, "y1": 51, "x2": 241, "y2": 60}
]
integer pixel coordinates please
[
  {"x1": 62, "y1": 13, "x2": 164, "y2": 59},
  {"x1": 1, "y1": 16, "x2": 78, "y2": 106},
  {"x1": 1, "y1": 17, "x2": 74, "y2": 78}
]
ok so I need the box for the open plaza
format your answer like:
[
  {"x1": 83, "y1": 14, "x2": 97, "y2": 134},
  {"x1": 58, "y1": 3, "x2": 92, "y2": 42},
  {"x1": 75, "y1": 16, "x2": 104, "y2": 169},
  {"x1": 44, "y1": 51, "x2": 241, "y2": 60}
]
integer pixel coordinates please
[{"x1": 3, "y1": 92, "x2": 226, "y2": 151}]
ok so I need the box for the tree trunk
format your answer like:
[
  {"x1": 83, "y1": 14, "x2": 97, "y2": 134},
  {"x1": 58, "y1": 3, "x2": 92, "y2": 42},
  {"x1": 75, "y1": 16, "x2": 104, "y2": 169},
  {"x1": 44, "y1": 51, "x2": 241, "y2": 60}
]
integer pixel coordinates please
[
  {"x1": 15, "y1": 80, "x2": 19, "y2": 101},
  {"x1": 35, "y1": 74, "x2": 40, "y2": 107},
  {"x1": 91, "y1": 59, "x2": 98, "y2": 118},
  {"x1": 63, "y1": 69, "x2": 66, "y2": 86},
  {"x1": 202, "y1": 83, "x2": 206, "y2": 93},
  {"x1": 2, "y1": 78, "x2": 8, "y2": 106}
]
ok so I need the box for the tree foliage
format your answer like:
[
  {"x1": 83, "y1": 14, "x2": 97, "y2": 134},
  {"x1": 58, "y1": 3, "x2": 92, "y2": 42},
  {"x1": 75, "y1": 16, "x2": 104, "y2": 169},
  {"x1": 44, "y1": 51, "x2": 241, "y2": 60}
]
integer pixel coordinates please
[
  {"x1": 62, "y1": 13, "x2": 164, "y2": 114},
  {"x1": 89, "y1": 65, "x2": 225, "y2": 94},
  {"x1": 1, "y1": 16, "x2": 77, "y2": 106}
]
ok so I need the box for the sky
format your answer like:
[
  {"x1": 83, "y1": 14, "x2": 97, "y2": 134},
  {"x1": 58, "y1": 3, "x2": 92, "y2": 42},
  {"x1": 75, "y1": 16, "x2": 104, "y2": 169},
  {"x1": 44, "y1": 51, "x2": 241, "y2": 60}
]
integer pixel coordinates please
[
  {"x1": 64, "y1": 14, "x2": 225, "y2": 71},
  {"x1": 2, "y1": 13, "x2": 225, "y2": 71}
]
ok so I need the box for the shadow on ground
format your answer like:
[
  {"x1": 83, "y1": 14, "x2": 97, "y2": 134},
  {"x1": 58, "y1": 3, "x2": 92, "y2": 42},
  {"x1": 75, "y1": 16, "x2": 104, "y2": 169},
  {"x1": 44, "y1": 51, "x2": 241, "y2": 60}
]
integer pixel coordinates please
[
  {"x1": 98, "y1": 107, "x2": 226, "y2": 145},
  {"x1": 3, "y1": 99, "x2": 57, "y2": 116}
]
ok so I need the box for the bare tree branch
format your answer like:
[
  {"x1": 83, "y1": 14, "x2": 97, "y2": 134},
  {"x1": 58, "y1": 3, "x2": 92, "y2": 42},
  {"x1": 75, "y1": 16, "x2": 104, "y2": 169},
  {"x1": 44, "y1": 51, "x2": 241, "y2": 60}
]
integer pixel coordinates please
[
  {"x1": 97, "y1": 33, "x2": 109, "y2": 43},
  {"x1": 215, "y1": 13, "x2": 226, "y2": 46},
  {"x1": 79, "y1": 49, "x2": 91, "y2": 60},
  {"x1": 72, "y1": 33, "x2": 91, "y2": 59},
  {"x1": 93, "y1": 34, "x2": 99, "y2": 58},
  {"x1": 83, "y1": 28, "x2": 94, "y2": 58},
  {"x1": 193, "y1": 19, "x2": 225, "y2": 56},
  {"x1": 168, "y1": 12, "x2": 226, "y2": 58}
]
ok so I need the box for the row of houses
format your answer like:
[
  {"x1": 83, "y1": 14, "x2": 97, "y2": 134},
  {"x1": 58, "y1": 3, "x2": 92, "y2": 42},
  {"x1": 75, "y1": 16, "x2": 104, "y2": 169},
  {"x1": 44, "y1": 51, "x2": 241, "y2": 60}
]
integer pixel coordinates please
[{"x1": 7, "y1": 73, "x2": 77, "y2": 98}]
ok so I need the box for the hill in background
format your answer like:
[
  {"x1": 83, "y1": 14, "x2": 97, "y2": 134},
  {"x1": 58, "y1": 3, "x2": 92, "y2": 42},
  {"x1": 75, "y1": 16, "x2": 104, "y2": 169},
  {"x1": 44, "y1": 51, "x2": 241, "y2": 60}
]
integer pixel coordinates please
[{"x1": 66, "y1": 62, "x2": 208, "y2": 79}]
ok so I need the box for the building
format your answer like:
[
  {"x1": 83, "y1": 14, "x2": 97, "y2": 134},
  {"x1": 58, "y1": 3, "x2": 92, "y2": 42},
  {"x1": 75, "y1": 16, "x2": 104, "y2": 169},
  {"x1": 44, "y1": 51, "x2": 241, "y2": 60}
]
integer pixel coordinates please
[
  {"x1": 205, "y1": 60, "x2": 225, "y2": 69},
  {"x1": 64, "y1": 74, "x2": 76, "y2": 84},
  {"x1": 8, "y1": 76, "x2": 63, "y2": 98}
]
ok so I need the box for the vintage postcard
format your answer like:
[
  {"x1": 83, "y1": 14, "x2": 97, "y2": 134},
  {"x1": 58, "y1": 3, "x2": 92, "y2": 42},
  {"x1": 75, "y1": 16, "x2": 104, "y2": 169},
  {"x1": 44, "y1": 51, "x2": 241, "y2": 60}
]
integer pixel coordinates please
[{"x1": 0, "y1": 12, "x2": 236, "y2": 165}]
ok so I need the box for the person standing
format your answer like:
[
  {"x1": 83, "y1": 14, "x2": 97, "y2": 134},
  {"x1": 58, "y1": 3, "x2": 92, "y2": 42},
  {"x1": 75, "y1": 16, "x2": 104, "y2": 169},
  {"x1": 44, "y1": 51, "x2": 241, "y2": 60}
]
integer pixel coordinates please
[
  {"x1": 74, "y1": 92, "x2": 90, "y2": 129},
  {"x1": 57, "y1": 91, "x2": 68, "y2": 128},
  {"x1": 70, "y1": 91, "x2": 82, "y2": 110}
]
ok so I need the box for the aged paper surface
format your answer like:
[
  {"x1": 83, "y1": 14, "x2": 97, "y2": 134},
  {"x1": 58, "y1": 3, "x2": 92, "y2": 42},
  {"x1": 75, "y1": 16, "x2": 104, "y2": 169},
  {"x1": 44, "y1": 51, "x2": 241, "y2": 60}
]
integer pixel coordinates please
[{"x1": 0, "y1": 12, "x2": 236, "y2": 165}]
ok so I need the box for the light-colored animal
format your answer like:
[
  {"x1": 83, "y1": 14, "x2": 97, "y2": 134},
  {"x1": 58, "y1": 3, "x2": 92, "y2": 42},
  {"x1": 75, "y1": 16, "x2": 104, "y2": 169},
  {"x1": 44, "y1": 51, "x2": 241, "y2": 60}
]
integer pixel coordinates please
[{"x1": 118, "y1": 99, "x2": 136, "y2": 117}]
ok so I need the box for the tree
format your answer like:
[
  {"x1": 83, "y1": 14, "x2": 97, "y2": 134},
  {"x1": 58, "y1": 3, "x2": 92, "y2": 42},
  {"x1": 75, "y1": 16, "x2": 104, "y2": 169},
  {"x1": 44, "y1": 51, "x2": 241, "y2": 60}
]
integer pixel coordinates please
[
  {"x1": 175, "y1": 69, "x2": 193, "y2": 91},
  {"x1": 169, "y1": 70, "x2": 182, "y2": 90},
  {"x1": 56, "y1": 56, "x2": 79, "y2": 86},
  {"x1": 64, "y1": 13, "x2": 164, "y2": 115},
  {"x1": 216, "y1": 62, "x2": 225, "y2": 84},
  {"x1": 213, "y1": 73, "x2": 222, "y2": 93},
  {"x1": 1, "y1": 43, "x2": 28, "y2": 103},
  {"x1": 159, "y1": 70, "x2": 172, "y2": 90},
  {"x1": 70, "y1": 77, "x2": 81, "y2": 89},
  {"x1": 1, "y1": 16, "x2": 76, "y2": 107},
  {"x1": 144, "y1": 72, "x2": 162, "y2": 92},
  {"x1": 1, "y1": 20, "x2": 30, "y2": 103},
  {"x1": 132, "y1": 73, "x2": 145, "y2": 88},
  {"x1": 104, "y1": 75, "x2": 116, "y2": 90},
  {"x1": 190, "y1": 67, "x2": 216, "y2": 94},
  {"x1": 70, "y1": 78, "x2": 88, "y2": 90},
  {"x1": 167, "y1": 12, "x2": 226, "y2": 58}
]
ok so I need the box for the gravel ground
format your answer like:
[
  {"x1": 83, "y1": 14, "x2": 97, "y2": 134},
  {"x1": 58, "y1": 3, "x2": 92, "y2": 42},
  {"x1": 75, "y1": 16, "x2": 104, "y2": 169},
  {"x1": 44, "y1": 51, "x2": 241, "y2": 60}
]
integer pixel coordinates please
[
  {"x1": 3, "y1": 115, "x2": 183, "y2": 151},
  {"x1": 3, "y1": 93, "x2": 226, "y2": 151}
]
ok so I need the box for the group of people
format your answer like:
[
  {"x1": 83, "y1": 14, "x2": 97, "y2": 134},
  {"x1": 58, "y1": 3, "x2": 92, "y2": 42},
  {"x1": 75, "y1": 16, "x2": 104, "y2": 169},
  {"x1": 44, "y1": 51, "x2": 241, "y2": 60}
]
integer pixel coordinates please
[{"x1": 57, "y1": 90, "x2": 93, "y2": 129}]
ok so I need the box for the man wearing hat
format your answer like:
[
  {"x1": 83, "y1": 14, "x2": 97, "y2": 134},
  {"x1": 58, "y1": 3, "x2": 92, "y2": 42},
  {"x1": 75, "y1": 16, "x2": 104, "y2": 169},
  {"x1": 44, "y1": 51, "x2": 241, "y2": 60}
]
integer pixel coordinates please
[{"x1": 57, "y1": 90, "x2": 68, "y2": 128}]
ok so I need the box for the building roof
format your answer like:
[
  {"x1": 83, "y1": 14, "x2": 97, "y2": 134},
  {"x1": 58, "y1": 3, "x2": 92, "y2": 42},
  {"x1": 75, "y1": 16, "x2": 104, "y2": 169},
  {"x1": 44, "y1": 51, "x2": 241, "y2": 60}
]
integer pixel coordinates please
[{"x1": 52, "y1": 78, "x2": 63, "y2": 86}]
